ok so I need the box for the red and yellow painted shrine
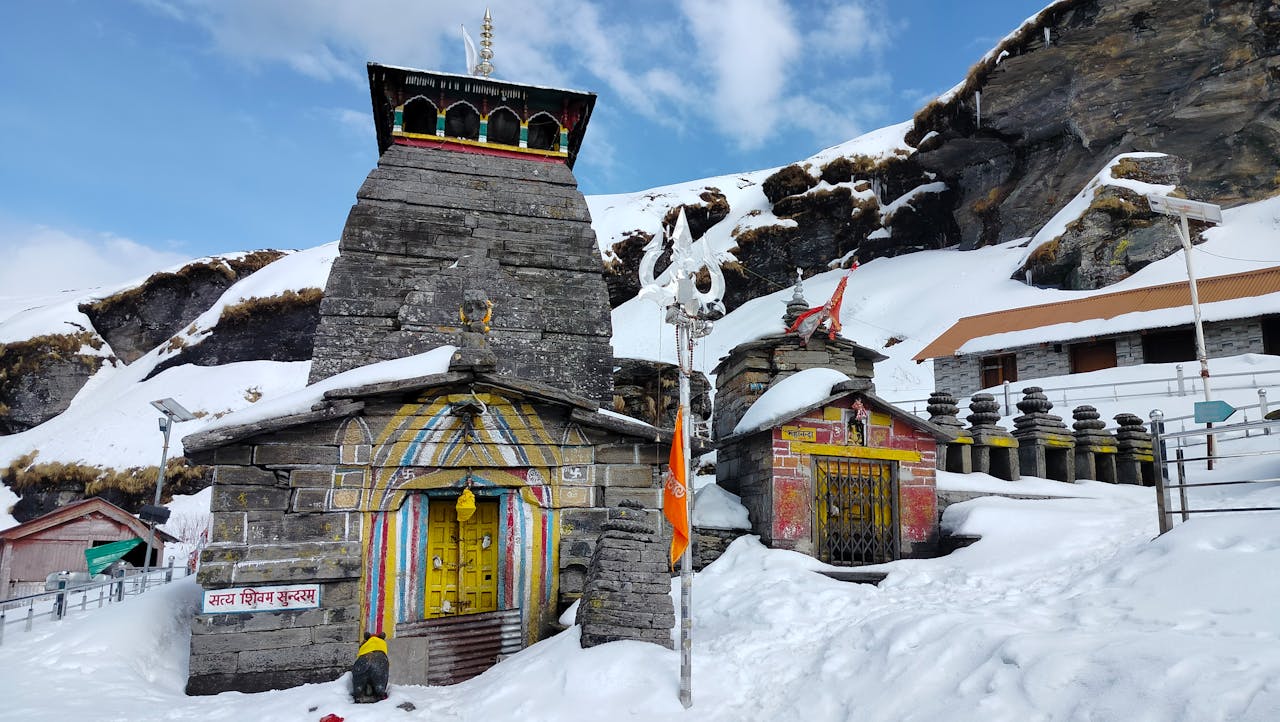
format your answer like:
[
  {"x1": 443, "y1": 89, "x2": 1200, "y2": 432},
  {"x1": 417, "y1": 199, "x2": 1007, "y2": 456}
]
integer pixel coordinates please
[
  {"x1": 757, "y1": 393, "x2": 944, "y2": 562},
  {"x1": 368, "y1": 62, "x2": 594, "y2": 168},
  {"x1": 714, "y1": 328, "x2": 949, "y2": 563}
]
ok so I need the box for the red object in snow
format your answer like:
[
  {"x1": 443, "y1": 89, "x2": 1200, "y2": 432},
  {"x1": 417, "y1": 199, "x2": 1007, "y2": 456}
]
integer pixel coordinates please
[{"x1": 319, "y1": 715, "x2": 344, "y2": 722}]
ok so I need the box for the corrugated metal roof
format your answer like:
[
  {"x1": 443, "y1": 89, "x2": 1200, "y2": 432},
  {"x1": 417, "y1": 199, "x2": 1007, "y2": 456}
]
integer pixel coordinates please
[{"x1": 915, "y1": 265, "x2": 1280, "y2": 361}]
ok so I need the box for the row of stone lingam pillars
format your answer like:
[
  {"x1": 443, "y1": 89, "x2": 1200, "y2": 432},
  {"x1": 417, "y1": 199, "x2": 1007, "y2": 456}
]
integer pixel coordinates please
[{"x1": 927, "y1": 388, "x2": 1155, "y2": 485}]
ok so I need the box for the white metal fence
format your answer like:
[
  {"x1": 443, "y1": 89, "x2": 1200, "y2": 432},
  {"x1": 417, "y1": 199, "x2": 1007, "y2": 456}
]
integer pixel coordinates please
[
  {"x1": 0, "y1": 564, "x2": 193, "y2": 646},
  {"x1": 1150, "y1": 414, "x2": 1280, "y2": 535}
]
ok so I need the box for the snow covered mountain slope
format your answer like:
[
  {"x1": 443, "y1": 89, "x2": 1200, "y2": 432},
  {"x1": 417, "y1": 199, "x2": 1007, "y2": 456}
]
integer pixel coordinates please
[{"x1": 4, "y1": 154, "x2": 1280, "y2": 483}]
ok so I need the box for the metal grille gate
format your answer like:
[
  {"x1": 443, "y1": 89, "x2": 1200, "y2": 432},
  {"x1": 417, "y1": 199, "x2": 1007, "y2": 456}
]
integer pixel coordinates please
[{"x1": 814, "y1": 456, "x2": 898, "y2": 565}]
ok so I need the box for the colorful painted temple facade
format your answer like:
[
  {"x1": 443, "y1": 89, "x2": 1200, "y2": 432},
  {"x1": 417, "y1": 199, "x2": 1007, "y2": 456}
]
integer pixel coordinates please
[
  {"x1": 368, "y1": 62, "x2": 594, "y2": 168},
  {"x1": 184, "y1": 367, "x2": 669, "y2": 693}
]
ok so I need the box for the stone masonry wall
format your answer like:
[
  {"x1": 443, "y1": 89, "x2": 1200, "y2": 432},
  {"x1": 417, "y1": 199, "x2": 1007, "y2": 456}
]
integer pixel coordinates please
[
  {"x1": 186, "y1": 420, "x2": 363, "y2": 695},
  {"x1": 714, "y1": 434, "x2": 773, "y2": 544},
  {"x1": 558, "y1": 440, "x2": 666, "y2": 607},
  {"x1": 309, "y1": 144, "x2": 615, "y2": 404},
  {"x1": 1205, "y1": 318, "x2": 1265, "y2": 357}
]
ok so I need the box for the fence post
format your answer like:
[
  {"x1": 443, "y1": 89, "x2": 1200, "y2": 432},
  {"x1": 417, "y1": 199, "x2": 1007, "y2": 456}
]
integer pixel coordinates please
[
  {"x1": 0, "y1": 610, "x2": 5, "y2": 647},
  {"x1": 25, "y1": 607, "x2": 33, "y2": 632},
  {"x1": 114, "y1": 567, "x2": 125, "y2": 603},
  {"x1": 1176, "y1": 365, "x2": 1185, "y2": 397},
  {"x1": 166, "y1": 558, "x2": 174, "y2": 584},
  {"x1": 1151, "y1": 410, "x2": 1170, "y2": 535},
  {"x1": 1175, "y1": 448, "x2": 1190, "y2": 523},
  {"x1": 54, "y1": 580, "x2": 67, "y2": 621},
  {"x1": 1003, "y1": 381, "x2": 1012, "y2": 415},
  {"x1": 1261, "y1": 389, "x2": 1271, "y2": 436}
]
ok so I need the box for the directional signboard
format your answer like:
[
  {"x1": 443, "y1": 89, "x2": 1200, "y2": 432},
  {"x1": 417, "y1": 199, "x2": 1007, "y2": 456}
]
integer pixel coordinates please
[{"x1": 1194, "y1": 399, "x2": 1236, "y2": 424}]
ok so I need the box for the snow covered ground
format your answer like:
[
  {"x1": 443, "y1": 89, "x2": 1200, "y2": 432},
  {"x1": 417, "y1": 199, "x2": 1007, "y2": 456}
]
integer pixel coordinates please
[{"x1": 4, "y1": 431, "x2": 1279, "y2": 720}]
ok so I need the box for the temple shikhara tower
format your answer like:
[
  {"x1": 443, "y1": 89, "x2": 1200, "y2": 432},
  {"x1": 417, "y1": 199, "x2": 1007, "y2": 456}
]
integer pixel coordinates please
[
  {"x1": 307, "y1": 51, "x2": 613, "y2": 403},
  {"x1": 183, "y1": 19, "x2": 674, "y2": 695}
]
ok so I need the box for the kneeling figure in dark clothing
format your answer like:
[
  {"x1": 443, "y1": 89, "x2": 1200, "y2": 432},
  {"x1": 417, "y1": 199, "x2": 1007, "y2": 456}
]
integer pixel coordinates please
[{"x1": 351, "y1": 633, "x2": 390, "y2": 703}]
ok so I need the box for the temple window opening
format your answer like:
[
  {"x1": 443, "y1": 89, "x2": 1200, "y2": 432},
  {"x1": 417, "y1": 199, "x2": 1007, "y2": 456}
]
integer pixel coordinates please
[
  {"x1": 526, "y1": 112, "x2": 560, "y2": 151},
  {"x1": 486, "y1": 107, "x2": 520, "y2": 146},
  {"x1": 445, "y1": 102, "x2": 481, "y2": 140},
  {"x1": 401, "y1": 96, "x2": 438, "y2": 135}
]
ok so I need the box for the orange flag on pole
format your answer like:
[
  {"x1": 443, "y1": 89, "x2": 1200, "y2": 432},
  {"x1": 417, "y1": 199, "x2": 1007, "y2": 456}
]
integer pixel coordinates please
[{"x1": 663, "y1": 408, "x2": 690, "y2": 568}]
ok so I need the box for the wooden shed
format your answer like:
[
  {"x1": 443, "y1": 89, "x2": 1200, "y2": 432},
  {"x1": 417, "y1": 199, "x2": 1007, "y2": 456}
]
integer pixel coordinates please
[{"x1": 0, "y1": 497, "x2": 175, "y2": 600}]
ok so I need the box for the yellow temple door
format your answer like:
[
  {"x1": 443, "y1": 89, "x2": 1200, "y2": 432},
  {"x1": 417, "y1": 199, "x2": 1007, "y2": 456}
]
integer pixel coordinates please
[{"x1": 424, "y1": 497, "x2": 500, "y2": 617}]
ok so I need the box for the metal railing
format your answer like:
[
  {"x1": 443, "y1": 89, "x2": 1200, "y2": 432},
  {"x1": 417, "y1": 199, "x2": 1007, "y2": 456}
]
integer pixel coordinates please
[
  {"x1": 0, "y1": 563, "x2": 193, "y2": 646},
  {"x1": 1149, "y1": 412, "x2": 1280, "y2": 535}
]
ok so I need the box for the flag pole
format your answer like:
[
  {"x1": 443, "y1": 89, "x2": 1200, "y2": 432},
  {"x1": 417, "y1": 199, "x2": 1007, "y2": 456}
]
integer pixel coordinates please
[
  {"x1": 677, "y1": 319, "x2": 694, "y2": 709},
  {"x1": 636, "y1": 208, "x2": 724, "y2": 711}
]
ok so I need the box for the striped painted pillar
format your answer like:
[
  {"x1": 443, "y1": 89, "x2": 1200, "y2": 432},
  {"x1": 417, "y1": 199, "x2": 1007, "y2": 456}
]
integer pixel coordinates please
[
  {"x1": 393, "y1": 106, "x2": 404, "y2": 133},
  {"x1": 557, "y1": 127, "x2": 568, "y2": 152},
  {"x1": 518, "y1": 122, "x2": 528, "y2": 149},
  {"x1": 479, "y1": 115, "x2": 488, "y2": 143},
  {"x1": 436, "y1": 113, "x2": 445, "y2": 137}
]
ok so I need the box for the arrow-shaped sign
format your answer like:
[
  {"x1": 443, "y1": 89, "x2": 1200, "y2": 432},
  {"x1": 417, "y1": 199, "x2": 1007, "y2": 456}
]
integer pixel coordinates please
[{"x1": 1194, "y1": 399, "x2": 1236, "y2": 424}]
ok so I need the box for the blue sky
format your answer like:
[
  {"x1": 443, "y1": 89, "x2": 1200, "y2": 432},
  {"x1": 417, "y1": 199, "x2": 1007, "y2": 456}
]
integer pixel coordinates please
[{"x1": 0, "y1": 0, "x2": 1049, "y2": 295}]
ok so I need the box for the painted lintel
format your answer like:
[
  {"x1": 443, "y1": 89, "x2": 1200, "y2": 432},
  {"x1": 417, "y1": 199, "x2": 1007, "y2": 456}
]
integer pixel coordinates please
[{"x1": 792, "y1": 442, "x2": 922, "y2": 462}]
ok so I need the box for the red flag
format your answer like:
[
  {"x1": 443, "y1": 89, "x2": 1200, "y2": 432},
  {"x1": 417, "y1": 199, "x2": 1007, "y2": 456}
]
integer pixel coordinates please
[
  {"x1": 663, "y1": 408, "x2": 690, "y2": 568},
  {"x1": 786, "y1": 262, "x2": 857, "y2": 344}
]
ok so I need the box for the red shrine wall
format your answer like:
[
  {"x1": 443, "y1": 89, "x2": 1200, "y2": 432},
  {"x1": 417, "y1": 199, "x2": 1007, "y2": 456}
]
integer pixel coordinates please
[{"x1": 766, "y1": 397, "x2": 938, "y2": 558}]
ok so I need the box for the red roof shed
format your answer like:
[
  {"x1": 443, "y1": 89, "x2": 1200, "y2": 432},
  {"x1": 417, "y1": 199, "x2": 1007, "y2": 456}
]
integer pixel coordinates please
[{"x1": 0, "y1": 498, "x2": 177, "y2": 600}]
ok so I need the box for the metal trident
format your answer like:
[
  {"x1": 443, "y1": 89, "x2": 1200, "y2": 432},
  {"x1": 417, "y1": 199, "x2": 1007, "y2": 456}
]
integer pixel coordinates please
[{"x1": 638, "y1": 208, "x2": 726, "y2": 320}]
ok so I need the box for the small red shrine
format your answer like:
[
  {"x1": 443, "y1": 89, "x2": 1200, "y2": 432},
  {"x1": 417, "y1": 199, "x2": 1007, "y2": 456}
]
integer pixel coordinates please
[{"x1": 714, "y1": 283, "x2": 951, "y2": 563}]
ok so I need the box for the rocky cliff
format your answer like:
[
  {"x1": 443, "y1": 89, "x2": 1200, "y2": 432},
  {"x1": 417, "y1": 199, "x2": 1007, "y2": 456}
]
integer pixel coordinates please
[
  {"x1": 597, "y1": 0, "x2": 1280, "y2": 306},
  {"x1": 913, "y1": 0, "x2": 1280, "y2": 251},
  {"x1": 0, "y1": 331, "x2": 110, "y2": 434},
  {"x1": 80, "y1": 252, "x2": 284, "y2": 364}
]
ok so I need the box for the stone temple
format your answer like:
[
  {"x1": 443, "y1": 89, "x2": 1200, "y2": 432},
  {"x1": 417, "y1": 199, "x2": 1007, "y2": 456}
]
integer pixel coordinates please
[
  {"x1": 308, "y1": 62, "x2": 615, "y2": 404},
  {"x1": 183, "y1": 59, "x2": 676, "y2": 694}
]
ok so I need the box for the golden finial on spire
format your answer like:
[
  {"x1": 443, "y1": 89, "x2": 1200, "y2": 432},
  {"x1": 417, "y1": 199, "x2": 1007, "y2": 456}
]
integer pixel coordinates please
[{"x1": 475, "y1": 8, "x2": 495, "y2": 78}]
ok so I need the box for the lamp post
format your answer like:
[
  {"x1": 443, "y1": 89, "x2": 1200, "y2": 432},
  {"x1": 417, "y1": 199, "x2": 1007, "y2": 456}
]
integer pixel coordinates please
[
  {"x1": 638, "y1": 208, "x2": 725, "y2": 709},
  {"x1": 1146, "y1": 194, "x2": 1223, "y2": 464},
  {"x1": 143, "y1": 398, "x2": 196, "y2": 583}
]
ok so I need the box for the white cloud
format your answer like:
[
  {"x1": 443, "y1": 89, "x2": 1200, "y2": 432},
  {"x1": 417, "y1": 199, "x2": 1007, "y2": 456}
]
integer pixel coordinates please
[
  {"x1": 681, "y1": 0, "x2": 801, "y2": 149},
  {"x1": 0, "y1": 224, "x2": 190, "y2": 297},
  {"x1": 807, "y1": 1, "x2": 893, "y2": 57},
  {"x1": 327, "y1": 107, "x2": 374, "y2": 140},
  {"x1": 141, "y1": 0, "x2": 900, "y2": 157}
]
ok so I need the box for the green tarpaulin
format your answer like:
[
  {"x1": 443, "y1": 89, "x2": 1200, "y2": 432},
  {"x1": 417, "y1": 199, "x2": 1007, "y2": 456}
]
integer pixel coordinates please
[{"x1": 85, "y1": 538, "x2": 143, "y2": 575}]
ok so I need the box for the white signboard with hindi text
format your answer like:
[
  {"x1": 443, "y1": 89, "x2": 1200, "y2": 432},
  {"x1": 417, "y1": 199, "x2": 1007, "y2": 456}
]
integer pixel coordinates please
[{"x1": 202, "y1": 584, "x2": 322, "y2": 614}]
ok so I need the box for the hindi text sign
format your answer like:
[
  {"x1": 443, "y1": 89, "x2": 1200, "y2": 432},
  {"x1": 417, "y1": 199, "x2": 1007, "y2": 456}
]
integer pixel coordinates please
[{"x1": 202, "y1": 584, "x2": 322, "y2": 614}]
